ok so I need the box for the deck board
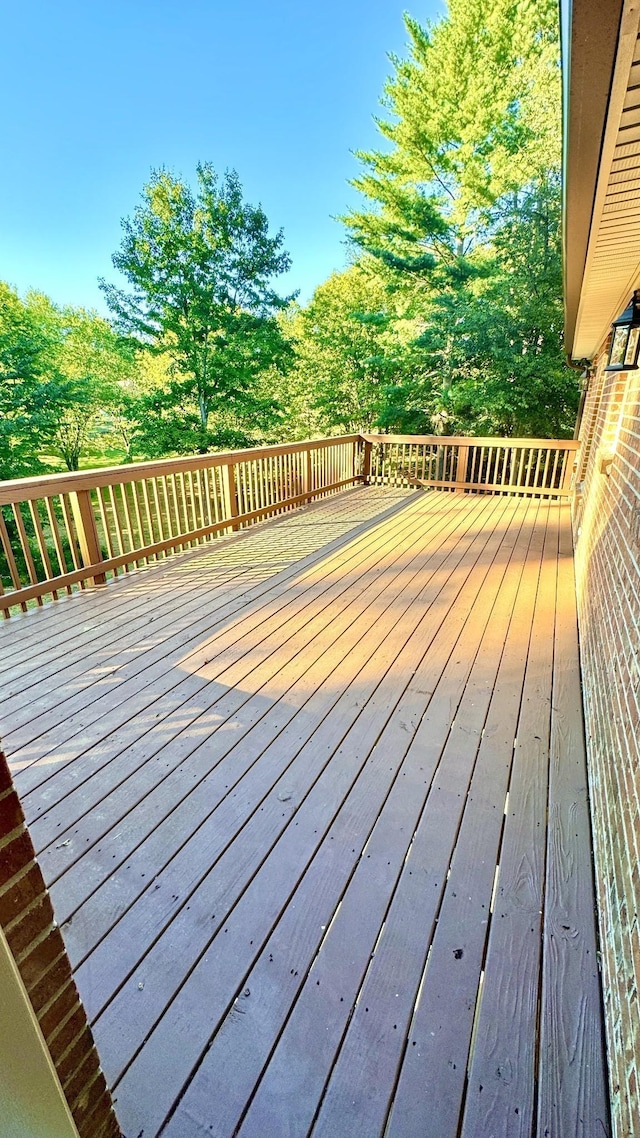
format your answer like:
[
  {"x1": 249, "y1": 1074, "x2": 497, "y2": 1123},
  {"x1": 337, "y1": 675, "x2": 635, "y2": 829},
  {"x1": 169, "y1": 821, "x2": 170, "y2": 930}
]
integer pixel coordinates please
[{"x1": 1, "y1": 487, "x2": 609, "y2": 1138}]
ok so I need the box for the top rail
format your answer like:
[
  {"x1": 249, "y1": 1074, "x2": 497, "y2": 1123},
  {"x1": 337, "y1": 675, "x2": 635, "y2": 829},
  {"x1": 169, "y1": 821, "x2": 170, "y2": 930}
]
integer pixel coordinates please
[
  {"x1": 0, "y1": 435, "x2": 362, "y2": 506},
  {"x1": 361, "y1": 433, "x2": 579, "y2": 450},
  {"x1": 0, "y1": 432, "x2": 579, "y2": 617}
]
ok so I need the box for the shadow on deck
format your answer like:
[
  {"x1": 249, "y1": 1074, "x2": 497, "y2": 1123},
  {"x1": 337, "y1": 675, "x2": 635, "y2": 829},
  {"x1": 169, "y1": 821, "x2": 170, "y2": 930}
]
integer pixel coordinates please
[{"x1": 1, "y1": 486, "x2": 610, "y2": 1138}]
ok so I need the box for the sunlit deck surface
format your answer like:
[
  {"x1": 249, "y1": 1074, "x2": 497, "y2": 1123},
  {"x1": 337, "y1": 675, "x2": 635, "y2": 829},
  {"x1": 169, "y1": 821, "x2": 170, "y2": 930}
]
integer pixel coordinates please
[{"x1": 2, "y1": 487, "x2": 609, "y2": 1138}]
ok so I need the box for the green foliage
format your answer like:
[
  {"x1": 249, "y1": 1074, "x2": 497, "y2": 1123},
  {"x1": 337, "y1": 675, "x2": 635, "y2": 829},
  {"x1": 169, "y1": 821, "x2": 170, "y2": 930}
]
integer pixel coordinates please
[
  {"x1": 0, "y1": 283, "x2": 59, "y2": 479},
  {"x1": 0, "y1": 3, "x2": 576, "y2": 490},
  {"x1": 347, "y1": 0, "x2": 561, "y2": 271},
  {"x1": 0, "y1": 284, "x2": 137, "y2": 477},
  {"x1": 338, "y1": 0, "x2": 576, "y2": 438},
  {"x1": 46, "y1": 302, "x2": 137, "y2": 470},
  {"x1": 101, "y1": 164, "x2": 294, "y2": 456},
  {"x1": 415, "y1": 179, "x2": 579, "y2": 437},
  {"x1": 278, "y1": 265, "x2": 423, "y2": 435}
]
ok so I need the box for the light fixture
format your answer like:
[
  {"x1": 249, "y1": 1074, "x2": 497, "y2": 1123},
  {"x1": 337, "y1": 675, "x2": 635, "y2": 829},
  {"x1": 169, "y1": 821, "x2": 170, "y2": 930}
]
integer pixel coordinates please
[{"x1": 605, "y1": 289, "x2": 640, "y2": 371}]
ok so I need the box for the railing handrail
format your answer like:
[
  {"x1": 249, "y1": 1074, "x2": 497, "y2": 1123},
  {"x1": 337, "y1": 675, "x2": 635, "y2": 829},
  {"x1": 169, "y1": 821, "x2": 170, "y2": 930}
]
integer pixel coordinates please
[
  {"x1": 362, "y1": 433, "x2": 579, "y2": 450},
  {"x1": 0, "y1": 434, "x2": 361, "y2": 506}
]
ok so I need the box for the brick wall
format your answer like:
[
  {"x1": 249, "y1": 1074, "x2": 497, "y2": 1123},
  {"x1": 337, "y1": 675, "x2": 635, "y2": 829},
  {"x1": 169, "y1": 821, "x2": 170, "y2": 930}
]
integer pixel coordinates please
[
  {"x1": 0, "y1": 749, "x2": 121, "y2": 1138},
  {"x1": 574, "y1": 350, "x2": 640, "y2": 1138}
]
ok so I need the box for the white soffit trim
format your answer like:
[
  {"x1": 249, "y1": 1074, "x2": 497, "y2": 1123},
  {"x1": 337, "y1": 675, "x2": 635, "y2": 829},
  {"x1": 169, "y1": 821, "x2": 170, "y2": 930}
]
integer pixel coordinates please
[{"x1": 573, "y1": 1, "x2": 640, "y2": 360}]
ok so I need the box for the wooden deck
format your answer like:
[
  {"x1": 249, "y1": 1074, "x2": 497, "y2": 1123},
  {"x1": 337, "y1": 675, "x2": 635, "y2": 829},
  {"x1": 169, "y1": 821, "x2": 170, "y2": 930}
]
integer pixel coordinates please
[{"x1": 1, "y1": 486, "x2": 609, "y2": 1138}]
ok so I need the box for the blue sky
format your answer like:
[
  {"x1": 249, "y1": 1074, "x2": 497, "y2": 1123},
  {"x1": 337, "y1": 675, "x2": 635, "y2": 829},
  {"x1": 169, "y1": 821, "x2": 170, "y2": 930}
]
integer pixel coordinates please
[{"x1": 1, "y1": 1, "x2": 443, "y2": 314}]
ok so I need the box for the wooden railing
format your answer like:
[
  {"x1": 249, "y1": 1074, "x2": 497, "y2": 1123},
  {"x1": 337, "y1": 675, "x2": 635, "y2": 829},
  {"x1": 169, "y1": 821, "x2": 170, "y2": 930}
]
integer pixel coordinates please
[
  {"x1": 0, "y1": 432, "x2": 579, "y2": 617},
  {"x1": 0, "y1": 436, "x2": 362, "y2": 616},
  {"x1": 362, "y1": 434, "x2": 579, "y2": 497}
]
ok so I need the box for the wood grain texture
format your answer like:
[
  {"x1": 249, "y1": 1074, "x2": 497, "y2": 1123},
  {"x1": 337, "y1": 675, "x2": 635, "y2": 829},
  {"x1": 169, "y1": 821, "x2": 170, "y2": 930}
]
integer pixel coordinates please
[
  {"x1": 459, "y1": 504, "x2": 560, "y2": 1138},
  {"x1": 312, "y1": 507, "x2": 546, "y2": 1138},
  {"x1": 536, "y1": 516, "x2": 610, "y2": 1138}
]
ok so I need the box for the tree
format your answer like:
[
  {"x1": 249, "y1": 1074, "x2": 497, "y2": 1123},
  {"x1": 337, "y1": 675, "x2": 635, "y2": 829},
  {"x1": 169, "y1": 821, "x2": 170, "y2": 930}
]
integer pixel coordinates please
[
  {"x1": 348, "y1": 0, "x2": 560, "y2": 274},
  {"x1": 0, "y1": 284, "x2": 63, "y2": 479},
  {"x1": 282, "y1": 265, "x2": 422, "y2": 435},
  {"x1": 100, "y1": 164, "x2": 294, "y2": 455},
  {"x1": 47, "y1": 304, "x2": 137, "y2": 470},
  {"x1": 416, "y1": 178, "x2": 578, "y2": 437},
  {"x1": 343, "y1": 0, "x2": 577, "y2": 436}
]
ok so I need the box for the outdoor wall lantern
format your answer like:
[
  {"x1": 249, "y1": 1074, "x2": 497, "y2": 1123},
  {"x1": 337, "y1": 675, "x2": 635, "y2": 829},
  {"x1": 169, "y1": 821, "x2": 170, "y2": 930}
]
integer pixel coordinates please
[{"x1": 605, "y1": 289, "x2": 640, "y2": 370}]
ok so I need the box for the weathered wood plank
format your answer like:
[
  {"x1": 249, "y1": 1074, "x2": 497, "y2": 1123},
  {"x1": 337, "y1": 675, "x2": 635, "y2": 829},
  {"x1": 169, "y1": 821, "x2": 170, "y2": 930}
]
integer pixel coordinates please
[
  {"x1": 0, "y1": 486, "x2": 390, "y2": 665},
  {"x1": 14, "y1": 497, "x2": 456, "y2": 856},
  {"x1": 9, "y1": 493, "x2": 428, "y2": 786},
  {"x1": 26, "y1": 494, "x2": 452, "y2": 851},
  {"x1": 536, "y1": 514, "x2": 610, "y2": 1138},
  {"x1": 382, "y1": 505, "x2": 557, "y2": 1138},
  {"x1": 459, "y1": 503, "x2": 560, "y2": 1138},
  {"x1": 4, "y1": 491, "x2": 427, "y2": 749},
  {"x1": 5, "y1": 490, "x2": 607, "y2": 1138}
]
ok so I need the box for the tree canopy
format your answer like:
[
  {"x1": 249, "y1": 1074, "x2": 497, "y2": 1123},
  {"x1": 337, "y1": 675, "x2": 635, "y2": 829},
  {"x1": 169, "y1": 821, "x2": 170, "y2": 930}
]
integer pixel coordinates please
[
  {"x1": 335, "y1": 0, "x2": 576, "y2": 438},
  {"x1": 279, "y1": 265, "x2": 422, "y2": 435},
  {"x1": 100, "y1": 164, "x2": 294, "y2": 455}
]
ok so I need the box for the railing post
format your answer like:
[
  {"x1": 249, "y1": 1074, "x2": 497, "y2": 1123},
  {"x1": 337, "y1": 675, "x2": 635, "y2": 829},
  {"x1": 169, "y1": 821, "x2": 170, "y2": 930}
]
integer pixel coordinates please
[
  {"x1": 561, "y1": 447, "x2": 577, "y2": 495},
  {"x1": 69, "y1": 490, "x2": 107, "y2": 585},
  {"x1": 222, "y1": 462, "x2": 240, "y2": 531},
  {"x1": 362, "y1": 438, "x2": 373, "y2": 484},
  {"x1": 454, "y1": 445, "x2": 469, "y2": 490}
]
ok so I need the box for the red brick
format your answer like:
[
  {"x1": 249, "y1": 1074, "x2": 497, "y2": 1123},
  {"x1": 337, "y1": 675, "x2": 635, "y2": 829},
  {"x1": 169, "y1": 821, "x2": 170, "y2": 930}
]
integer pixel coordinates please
[
  {"x1": 57, "y1": 1028, "x2": 94, "y2": 1088},
  {"x1": 0, "y1": 789, "x2": 25, "y2": 837},
  {"x1": 27, "y1": 950, "x2": 70, "y2": 1010},
  {"x1": 0, "y1": 754, "x2": 14, "y2": 795},
  {"x1": 0, "y1": 863, "x2": 45, "y2": 926},
  {"x1": 5, "y1": 895, "x2": 54, "y2": 958},
  {"x1": 0, "y1": 831, "x2": 35, "y2": 890},
  {"x1": 77, "y1": 1086, "x2": 120, "y2": 1138},
  {"x1": 37, "y1": 980, "x2": 78, "y2": 1039},
  {"x1": 46, "y1": 999, "x2": 85, "y2": 1054},
  {"x1": 69, "y1": 1067, "x2": 109, "y2": 1127},
  {"x1": 576, "y1": 350, "x2": 640, "y2": 1138},
  {"x1": 19, "y1": 925, "x2": 66, "y2": 989}
]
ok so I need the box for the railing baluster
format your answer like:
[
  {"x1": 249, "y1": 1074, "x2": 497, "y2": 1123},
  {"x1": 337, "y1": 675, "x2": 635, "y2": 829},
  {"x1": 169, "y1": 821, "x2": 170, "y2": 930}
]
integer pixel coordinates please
[
  {"x1": 158, "y1": 477, "x2": 174, "y2": 545},
  {"x1": 550, "y1": 448, "x2": 560, "y2": 493},
  {"x1": 0, "y1": 508, "x2": 26, "y2": 608},
  {"x1": 28, "y1": 500, "x2": 58, "y2": 599},
  {"x1": 130, "y1": 482, "x2": 146, "y2": 556},
  {"x1": 150, "y1": 479, "x2": 167, "y2": 548},
  {"x1": 560, "y1": 449, "x2": 575, "y2": 495},
  {"x1": 107, "y1": 485, "x2": 128, "y2": 567},
  {"x1": 532, "y1": 448, "x2": 543, "y2": 494},
  {"x1": 120, "y1": 483, "x2": 143, "y2": 566},
  {"x1": 44, "y1": 497, "x2": 72, "y2": 588},
  {"x1": 541, "y1": 447, "x2": 552, "y2": 491},
  {"x1": 60, "y1": 494, "x2": 85, "y2": 587},
  {"x1": 166, "y1": 475, "x2": 181, "y2": 543},
  {"x1": 11, "y1": 503, "x2": 42, "y2": 604}
]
